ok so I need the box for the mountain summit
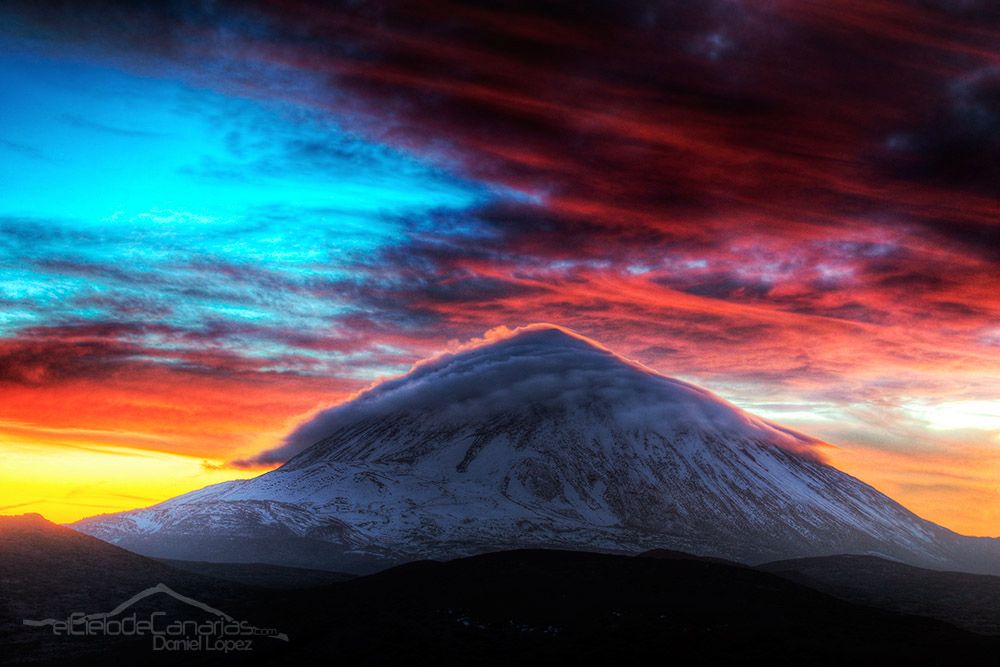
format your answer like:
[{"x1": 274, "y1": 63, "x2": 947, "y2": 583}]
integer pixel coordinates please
[
  {"x1": 275, "y1": 324, "x2": 821, "y2": 470},
  {"x1": 74, "y1": 325, "x2": 999, "y2": 574}
]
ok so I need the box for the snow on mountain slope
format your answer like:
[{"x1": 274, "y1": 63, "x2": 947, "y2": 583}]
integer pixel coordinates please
[{"x1": 73, "y1": 325, "x2": 1000, "y2": 574}]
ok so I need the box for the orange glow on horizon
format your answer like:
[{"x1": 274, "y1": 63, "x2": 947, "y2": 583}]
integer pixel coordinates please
[{"x1": 0, "y1": 326, "x2": 997, "y2": 537}]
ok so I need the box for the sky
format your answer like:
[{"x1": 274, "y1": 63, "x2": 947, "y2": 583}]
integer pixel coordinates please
[{"x1": 0, "y1": 0, "x2": 997, "y2": 535}]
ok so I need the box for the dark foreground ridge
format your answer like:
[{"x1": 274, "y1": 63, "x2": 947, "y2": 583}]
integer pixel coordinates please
[
  {"x1": 761, "y1": 553, "x2": 1000, "y2": 635},
  {"x1": 2, "y1": 515, "x2": 999, "y2": 666}
]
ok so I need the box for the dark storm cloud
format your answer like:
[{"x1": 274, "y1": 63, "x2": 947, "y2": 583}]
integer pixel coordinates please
[
  {"x1": 888, "y1": 69, "x2": 1000, "y2": 194},
  {"x1": 7, "y1": 0, "x2": 997, "y2": 259},
  {"x1": 0, "y1": 335, "x2": 138, "y2": 385}
]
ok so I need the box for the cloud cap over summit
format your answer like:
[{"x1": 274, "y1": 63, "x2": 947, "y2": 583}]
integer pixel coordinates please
[{"x1": 239, "y1": 324, "x2": 822, "y2": 467}]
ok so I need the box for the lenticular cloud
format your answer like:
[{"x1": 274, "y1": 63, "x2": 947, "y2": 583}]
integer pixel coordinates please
[{"x1": 237, "y1": 324, "x2": 822, "y2": 467}]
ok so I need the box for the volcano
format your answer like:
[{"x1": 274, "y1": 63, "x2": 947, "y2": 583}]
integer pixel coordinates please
[{"x1": 73, "y1": 325, "x2": 999, "y2": 574}]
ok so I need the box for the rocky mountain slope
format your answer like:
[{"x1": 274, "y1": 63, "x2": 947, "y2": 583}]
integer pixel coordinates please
[{"x1": 73, "y1": 325, "x2": 1000, "y2": 574}]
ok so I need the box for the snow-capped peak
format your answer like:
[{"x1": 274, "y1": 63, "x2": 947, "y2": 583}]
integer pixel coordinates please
[
  {"x1": 73, "y1": 325, "x2": 1000, "y2": 575},
  {"x1": 273, "y1": 323, "x2": 821, "y2": 470}
]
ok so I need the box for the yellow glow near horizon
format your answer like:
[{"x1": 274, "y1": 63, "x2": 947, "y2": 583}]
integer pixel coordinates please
[
  {"x1": 0, "y1": 438, "x2": 247, "y2": 524},
  {"x1": 826, "y1": 445, "x2": 1000, "y2": 538}
]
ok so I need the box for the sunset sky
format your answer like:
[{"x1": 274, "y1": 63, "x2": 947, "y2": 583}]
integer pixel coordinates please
[{"x1": 0, "y1": 1, "x2": 997, "y2": 535}]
